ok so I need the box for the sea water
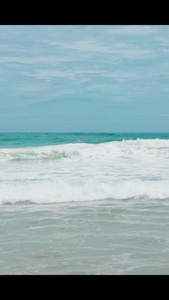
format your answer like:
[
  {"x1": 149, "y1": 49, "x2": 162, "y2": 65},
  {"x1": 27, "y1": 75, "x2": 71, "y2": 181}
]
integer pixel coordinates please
[{"x1": 1, "y1": 133, "x2": 169, "y2": 274}]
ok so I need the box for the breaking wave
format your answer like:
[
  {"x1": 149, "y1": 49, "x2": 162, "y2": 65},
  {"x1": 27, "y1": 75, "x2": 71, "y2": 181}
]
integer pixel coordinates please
[
  {"x1": 1, "y1": 138, "x2": 169, "y2": 162},
  {"x1": 1, "y1": 139, "x2": 169, "y2": 204},
  {"x1": 1, "y1": 179, "x2": 169, "y2": 204}
]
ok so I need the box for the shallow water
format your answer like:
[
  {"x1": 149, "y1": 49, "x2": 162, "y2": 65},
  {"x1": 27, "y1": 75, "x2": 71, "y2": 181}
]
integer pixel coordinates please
[{"x1": 1, "y1": 199, "x2": 169, "y2": 275}]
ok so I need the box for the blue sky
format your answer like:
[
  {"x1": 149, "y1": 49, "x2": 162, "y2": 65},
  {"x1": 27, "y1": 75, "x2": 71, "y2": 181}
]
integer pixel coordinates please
[{"x1": 0, "y1": 25, "x2": 169, "y2": 132}]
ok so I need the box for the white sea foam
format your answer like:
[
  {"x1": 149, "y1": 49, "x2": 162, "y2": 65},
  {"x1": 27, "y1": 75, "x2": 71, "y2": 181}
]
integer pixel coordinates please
[
  {"x1": 0, "y1": 138, "x2": 169, "y2": 162},
  {"x1": 1, "y1": 139, "x2": 169, "y2": 204},
  {"x1": 1, "y1": 179, "x2": 169, "y2": 204}
]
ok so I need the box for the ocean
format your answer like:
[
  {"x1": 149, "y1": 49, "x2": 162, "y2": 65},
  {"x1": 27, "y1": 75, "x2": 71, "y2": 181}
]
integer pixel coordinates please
[{"x1": 1, "y1": 132, "x2": 169, "y2": 274}]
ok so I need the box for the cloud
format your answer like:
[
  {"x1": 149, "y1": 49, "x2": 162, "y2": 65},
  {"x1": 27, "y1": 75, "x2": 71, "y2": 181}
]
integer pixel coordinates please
[
  {"x1": 0, "y1": 55, "x2": 85, "y2": 65},
  {"x1": 24, "y1": 69, "x2": 76, "y2": 80},
  {"x1": 105, "y1": 25, "x2": 157, "y2": 35},
  {"x1": 24, "y1": 68, "x2": 107, "y2": 81},
  {"x1": 44, "y1": 37, "x2": 155, "y2": 61}
]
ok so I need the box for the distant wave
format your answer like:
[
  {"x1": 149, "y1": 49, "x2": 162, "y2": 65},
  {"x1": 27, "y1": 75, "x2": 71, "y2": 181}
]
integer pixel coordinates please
[{"x1": 1, "y1": 138, "x2": 169, "y2": 162}]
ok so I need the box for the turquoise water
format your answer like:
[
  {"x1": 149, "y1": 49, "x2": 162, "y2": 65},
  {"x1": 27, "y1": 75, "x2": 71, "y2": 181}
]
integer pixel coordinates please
[
  {"x1": 1, "y1": 132, "x2": 169, "y2": 148},
  {"x1": 1, "y1": 132, "x2": 169, "y2": 274}
]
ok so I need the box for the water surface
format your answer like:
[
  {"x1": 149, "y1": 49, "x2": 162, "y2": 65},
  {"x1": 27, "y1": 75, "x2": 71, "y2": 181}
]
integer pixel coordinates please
[{"x1": 0, "y1": 133, "x2": 169, "y2": 274}]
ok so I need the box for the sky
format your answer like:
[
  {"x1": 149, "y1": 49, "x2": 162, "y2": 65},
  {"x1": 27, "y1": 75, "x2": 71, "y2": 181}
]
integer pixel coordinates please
[{"x1": 0, "y1": 25, "x2": 169, "y2": 132}]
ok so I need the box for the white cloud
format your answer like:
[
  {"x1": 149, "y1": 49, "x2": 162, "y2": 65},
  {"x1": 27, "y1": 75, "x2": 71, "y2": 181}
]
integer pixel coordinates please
[
  {"x1": 24, "y1": 68, "x2": 107, "y2": 81},
  {"x1": 87, "y1": 83, "x2": 119, "y2": 91},
  {"x1": 24, "y1": 69, "x2": 76, "y2": 80},
  {"x1": 49, "y1": 38, "x2": 155, "y2": 61},
  {"x1": 105, "y1": 25, "x2": 156, "y2": 35},
  {"x1": 0, "y1": 55, "x2": 84, "y2": 65}
]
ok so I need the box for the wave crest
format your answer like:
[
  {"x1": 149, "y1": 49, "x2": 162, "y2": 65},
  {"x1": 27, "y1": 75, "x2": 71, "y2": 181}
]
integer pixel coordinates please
[
  {"x1": 1, "y1": 179, "x2": 169, "y2": 204},
  {"x1": 1, "y1": 138, "x2": 169, "y2": 162}
]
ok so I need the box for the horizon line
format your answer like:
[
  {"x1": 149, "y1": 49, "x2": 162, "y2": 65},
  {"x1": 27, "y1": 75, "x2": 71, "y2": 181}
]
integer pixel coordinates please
[{"x1": 1, "y1": 131, "x2": 169, "y2": 134}]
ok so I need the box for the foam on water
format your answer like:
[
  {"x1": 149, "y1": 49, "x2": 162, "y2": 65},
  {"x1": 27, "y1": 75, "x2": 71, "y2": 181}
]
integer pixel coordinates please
[
  {"x1": 1, "y1": 135, "x2": 169, "y2": 274},
  {"x1": 1, "y1": 138, "x2": 169, "y2": 162},
  {"x1": 1, "y1": 138, "x2": 169, "y2": 204},
  {"x1": 1, "y1": 179, "x2": 169, "y2": 204}
]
